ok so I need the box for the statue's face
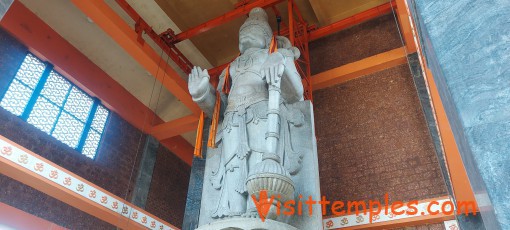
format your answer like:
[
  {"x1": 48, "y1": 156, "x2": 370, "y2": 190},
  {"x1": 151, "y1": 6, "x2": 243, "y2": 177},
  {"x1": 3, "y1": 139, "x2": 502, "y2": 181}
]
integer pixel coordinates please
[{"x1": 239, "y1": 26, "x2": 267, "y2": 53}]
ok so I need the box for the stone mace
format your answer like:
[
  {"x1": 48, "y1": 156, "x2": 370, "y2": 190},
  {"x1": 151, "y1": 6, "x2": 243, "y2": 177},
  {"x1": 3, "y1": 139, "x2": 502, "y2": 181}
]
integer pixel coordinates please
[{"x1": 265, "y1": 73, "x2": 282, "y2": 162}]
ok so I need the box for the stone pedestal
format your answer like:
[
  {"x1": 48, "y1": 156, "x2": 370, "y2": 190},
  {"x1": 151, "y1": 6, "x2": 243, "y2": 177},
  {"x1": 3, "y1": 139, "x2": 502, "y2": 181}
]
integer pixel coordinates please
[{"x1": 195, "y1": 218, "x2": 298, "y2": 230}]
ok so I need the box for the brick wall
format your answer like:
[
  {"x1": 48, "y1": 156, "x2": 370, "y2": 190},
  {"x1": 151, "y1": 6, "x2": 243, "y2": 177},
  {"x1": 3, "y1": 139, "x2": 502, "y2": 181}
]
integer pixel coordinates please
[
  {"x1": 310, "y1": 14, "x2": 403, "y2": 75},
  {"x1": 0, "y1": 26, "x2": 24, "y2": 95},
  {"x1": 145, "y1": 145, "x2": 190, "y2": 226},
  {"x1": 0, "y1": 28, "x2": 189, "y2": 228},
  {"x1": 310, "y1": 14, "x2": 448, "y2": 216}
]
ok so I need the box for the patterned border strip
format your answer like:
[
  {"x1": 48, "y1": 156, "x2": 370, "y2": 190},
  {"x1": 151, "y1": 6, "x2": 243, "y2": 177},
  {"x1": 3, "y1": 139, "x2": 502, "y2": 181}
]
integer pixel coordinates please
[
  {"x1": 0, "y1": 137, "x2": 177, "y2": 230},
  {"x1": 322, "y1": 198, "x2": 452, "y2": 229},
  {"x1": 444, "y1": 220, "x2": 460, "y2": 230}
]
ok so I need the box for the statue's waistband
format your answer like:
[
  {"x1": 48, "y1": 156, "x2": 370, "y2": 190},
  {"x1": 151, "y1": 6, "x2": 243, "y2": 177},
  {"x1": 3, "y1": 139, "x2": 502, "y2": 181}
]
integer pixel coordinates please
[{"x1": 225, "y1": 92, "x2": 268, "y2": 113}]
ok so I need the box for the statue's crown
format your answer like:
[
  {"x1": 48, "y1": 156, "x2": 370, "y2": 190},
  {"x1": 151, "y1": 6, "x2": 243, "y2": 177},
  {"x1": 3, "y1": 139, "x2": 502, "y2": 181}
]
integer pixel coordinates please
[{"x1": 240, "y1": 7, "x2": 272, "y2": 40}]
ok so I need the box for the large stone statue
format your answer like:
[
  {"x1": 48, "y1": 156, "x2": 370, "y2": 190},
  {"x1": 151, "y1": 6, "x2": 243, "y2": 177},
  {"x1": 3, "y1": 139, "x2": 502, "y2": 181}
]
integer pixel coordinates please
[{"x1": 189, "y1": 7, "x2": 321, "y2": 230}]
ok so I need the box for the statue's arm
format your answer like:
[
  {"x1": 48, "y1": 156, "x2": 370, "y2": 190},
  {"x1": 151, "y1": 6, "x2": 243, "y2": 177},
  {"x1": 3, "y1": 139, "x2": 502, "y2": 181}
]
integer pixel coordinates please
[
  {"x1": 192, "y1": 84, "x2": 216, "y2": 117},
  {"x1": 215, "y1": 69, "x2": 228, "y2": 117},
  {"x1": 279, "y1": 49, "x2": 304, "y2": 103},
  {"x1": 261, "y1": 48, "x2": 304, "y2": 103},
  {"x1": 188, "y1": 66, "x2": 217, "y2": 117}
]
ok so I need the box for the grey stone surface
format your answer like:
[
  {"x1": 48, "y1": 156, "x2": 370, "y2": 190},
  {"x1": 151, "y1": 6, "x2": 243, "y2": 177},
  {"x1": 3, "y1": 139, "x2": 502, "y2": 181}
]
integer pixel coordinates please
[
  {"x1": 131, "y1": 135, "x2": 159, "y2": 208},
  {"x1": 409, "y1": 0, "x2": 510, "y2": 229},
  {"x1": 186, "y1": 7, "x2": 321, "y2": 230},
  {"x1": 195, "y1": 217, "x2": 298, "y2": 230},
  {"x1": 0, "y1": 0, "x2": 13, "y2": 21}
]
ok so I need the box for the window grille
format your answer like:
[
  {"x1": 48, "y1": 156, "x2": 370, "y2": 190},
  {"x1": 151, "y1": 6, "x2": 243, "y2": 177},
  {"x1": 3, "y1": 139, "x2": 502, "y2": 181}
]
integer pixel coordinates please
[{"x1": 0, "y1": 53, "x2": 109, "y2": 159}]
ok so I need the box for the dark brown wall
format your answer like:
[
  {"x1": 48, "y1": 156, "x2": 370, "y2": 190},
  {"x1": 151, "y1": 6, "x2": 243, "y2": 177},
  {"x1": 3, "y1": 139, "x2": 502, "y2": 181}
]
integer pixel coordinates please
[
  {"x1": 0, "y1": 28, "x2": 189, "y2": 228},
  {"x1": 145, "y1": 145, "x2": 190, "y2": 226},
  {"x1": 310, "y1": 14, "x2": 402, "y2": 75},
  {"x1": 310, "y1": 14, "x2": 448, "y2": 216}
]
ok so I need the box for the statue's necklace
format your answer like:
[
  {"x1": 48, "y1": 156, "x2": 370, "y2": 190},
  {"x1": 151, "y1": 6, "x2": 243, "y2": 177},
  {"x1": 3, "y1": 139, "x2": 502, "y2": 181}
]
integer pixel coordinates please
[
  {"x1": 236, "y1": 50, "x2": 259, "y2": 71},
  {"x1": 237, "y1": 57, "x2": 252, "y2": 71}
]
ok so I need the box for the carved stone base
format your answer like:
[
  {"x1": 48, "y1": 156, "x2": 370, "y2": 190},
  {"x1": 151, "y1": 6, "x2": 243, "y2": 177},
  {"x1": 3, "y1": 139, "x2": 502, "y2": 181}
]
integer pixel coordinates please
[{"x1": 195, "y1": 217, "x2": 298, "y2": 230}]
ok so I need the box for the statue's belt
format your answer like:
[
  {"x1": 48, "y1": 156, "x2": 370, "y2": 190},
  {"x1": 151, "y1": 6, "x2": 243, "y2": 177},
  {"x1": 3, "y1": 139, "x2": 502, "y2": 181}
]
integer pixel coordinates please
[{"x1": 225, "y1": 92, "x2": 268, "y2": 113}]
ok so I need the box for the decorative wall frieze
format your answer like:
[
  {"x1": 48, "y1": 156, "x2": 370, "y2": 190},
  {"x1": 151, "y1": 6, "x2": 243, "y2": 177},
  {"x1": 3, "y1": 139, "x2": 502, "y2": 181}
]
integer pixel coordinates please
[
  {"x1": 322, "y1": 197, "x2": 454, "y2": 229},
  {"x1": 0, "y1": 136, "x2": 177, "y2": 230}
]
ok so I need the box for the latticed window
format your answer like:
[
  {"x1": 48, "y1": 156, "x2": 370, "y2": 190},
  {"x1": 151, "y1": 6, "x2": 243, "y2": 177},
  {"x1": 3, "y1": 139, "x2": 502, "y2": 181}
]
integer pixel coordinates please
[{"x1": 0, "y1": 53, "x2": 109, "y2": 159}]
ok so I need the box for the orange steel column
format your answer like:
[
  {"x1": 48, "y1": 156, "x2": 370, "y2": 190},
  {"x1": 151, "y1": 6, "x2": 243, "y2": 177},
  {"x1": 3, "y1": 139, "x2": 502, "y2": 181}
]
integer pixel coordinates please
[
  {"x1": 423, "y1": 65, "x2": 477, "y2": 211},
  {"x1": 287, "y1": 0, "x2": 294, "y2": 45},
  {"x1": 394, "y1": 0, "x2": 417, "y2": 53},
  {"x1": 301, "y1": 19, "x2": 312, "y2": 101},
  {"x1": 286, "y1": 0, "x2": 312, "y2": 101}
]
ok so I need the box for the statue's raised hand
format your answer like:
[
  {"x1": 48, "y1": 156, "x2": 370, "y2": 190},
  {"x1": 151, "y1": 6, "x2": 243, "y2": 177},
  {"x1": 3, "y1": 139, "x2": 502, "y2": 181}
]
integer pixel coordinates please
[
  {"x1": 188, "y1": 66, "x2": 210, "y2": 98},
  {"x1": 261, "y1": 53, "x2": 285, "y2": 87}
]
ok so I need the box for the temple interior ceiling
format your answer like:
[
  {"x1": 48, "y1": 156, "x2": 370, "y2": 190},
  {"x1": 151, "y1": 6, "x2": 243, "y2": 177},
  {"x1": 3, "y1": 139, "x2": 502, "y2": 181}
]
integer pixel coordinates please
[
  {"x1": 155, "y1": 0, "x2": 388, "y2": 66},
  {"x1": 16, "y1": 0, "x2": 389, "y2": 145}
]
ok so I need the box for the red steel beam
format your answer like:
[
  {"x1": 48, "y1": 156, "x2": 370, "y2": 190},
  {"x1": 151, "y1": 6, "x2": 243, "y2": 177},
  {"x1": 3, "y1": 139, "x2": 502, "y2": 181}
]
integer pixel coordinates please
[
  {"x1": 277, "y1": 24, "x2": 315, "y2": 37},
  {"x1": 71, "y1": 0, "x2": 201, "y2": 116},
  {"x1": 290, "y1": 0, "x2": 306, "y2": 25},
  {"x1": 115, "y1": 0, "x2": 194, "y2": 74},
  {"x1": 171, "y1": 0, "x2": 284, "y2": 43},
  {"x1": 309, "y1": 1, "x2": 395, "y2": 41},
  {"x1": 149, "y1": 115, "x2": 198, "y2": 141},
  {"x1": 234, "y1": 0, "x2": 253, "y2": 9}
]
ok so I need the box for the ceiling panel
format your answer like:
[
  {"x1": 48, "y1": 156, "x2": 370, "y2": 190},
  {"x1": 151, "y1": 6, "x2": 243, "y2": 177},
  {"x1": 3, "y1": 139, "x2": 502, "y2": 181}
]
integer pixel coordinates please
[{"x1": 17, "y1": 0, "x2": 391, "y2": 147}]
